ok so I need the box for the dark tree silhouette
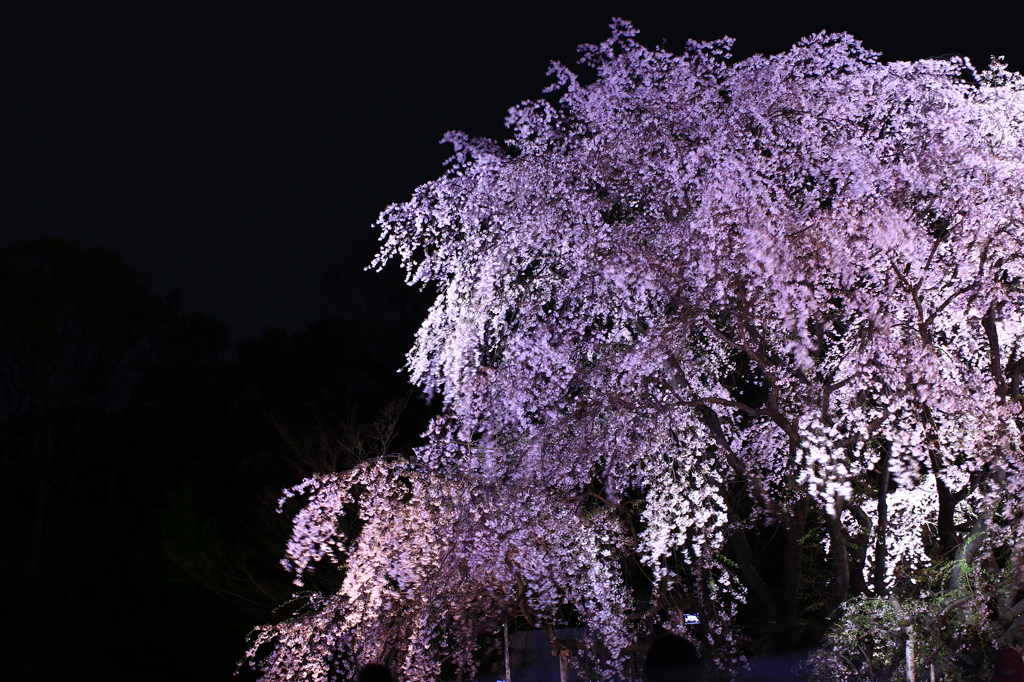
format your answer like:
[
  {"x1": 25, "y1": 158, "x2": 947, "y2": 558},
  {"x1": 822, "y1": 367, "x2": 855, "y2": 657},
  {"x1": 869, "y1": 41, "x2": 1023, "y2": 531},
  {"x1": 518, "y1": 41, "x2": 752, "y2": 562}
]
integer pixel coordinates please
[
  {"x1": 0, "y1": 238, "x2": 176, "y2": 680},
  {"x1": 0, "y1": 238, "x2": 436, "y2": 681}
]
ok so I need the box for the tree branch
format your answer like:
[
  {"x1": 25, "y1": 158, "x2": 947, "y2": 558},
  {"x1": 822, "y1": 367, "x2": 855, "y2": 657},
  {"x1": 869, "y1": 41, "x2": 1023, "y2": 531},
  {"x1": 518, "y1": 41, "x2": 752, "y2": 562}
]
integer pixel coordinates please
[{"x1": 982, "y1": 306, "x2": 1008, "y2": 398}]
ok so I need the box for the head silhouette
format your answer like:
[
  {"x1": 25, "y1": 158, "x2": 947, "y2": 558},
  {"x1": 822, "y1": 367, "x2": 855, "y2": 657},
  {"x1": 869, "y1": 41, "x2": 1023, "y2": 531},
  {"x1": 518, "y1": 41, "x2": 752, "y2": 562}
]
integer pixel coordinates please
[
  {"x1": 358, "y1": 663, "x2": 394, "y2": 682},
  {"x1": 646, "y1": 634, "x2": 702, "y2": 682}
]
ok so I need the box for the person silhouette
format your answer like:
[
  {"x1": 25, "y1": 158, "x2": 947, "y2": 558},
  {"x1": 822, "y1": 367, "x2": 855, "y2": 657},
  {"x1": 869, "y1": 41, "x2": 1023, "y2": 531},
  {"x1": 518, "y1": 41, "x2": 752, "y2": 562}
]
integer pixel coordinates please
[
  {"x1": 995, "y1": 647, "x2": 1024, "y2": 682},
  {"x1": 646, "y1": 634, "x2": 703, "y2": 681},
  {"x1": 358, "y1": 663, "x2": 394, "y2": 682}
]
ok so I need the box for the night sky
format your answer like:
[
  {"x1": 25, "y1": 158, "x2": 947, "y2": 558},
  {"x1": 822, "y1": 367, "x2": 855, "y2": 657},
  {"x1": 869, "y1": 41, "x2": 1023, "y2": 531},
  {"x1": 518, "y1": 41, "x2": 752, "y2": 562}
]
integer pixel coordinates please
[{"x1": 6, "y1": 2, "x2": 1023, "y2": 345}]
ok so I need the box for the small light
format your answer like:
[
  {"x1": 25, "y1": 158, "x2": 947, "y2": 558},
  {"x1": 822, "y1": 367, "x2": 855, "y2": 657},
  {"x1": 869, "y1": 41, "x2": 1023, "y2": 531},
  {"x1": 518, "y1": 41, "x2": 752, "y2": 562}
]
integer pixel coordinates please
[{"x1": 683, "y1": 613, "x2": 700, "y2": 625}]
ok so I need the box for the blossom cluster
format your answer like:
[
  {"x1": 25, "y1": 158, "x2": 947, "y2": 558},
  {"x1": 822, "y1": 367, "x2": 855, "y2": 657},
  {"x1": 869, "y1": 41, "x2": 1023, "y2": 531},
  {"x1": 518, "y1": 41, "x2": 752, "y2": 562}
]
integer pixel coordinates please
[{"x1": 251, "y1": 20, "x2": 1024, "y2": 680}]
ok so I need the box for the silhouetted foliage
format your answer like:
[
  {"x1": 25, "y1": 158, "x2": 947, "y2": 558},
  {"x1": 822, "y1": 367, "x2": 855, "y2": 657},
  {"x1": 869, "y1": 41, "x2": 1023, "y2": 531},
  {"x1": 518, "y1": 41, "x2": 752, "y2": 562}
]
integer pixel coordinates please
[
  {"x1": 0, "y1": 237, "x2": 434, "y2": 681},
  {"x1": 0, "y1": 238, "x2": 177, "y2": 680}
]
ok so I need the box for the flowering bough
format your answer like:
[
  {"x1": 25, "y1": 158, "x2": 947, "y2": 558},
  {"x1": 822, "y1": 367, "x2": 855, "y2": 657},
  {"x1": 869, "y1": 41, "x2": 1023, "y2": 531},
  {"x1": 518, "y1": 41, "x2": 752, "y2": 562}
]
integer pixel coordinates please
[
  {"x1": 246, "y1": 458, "x2": 636, "y2": 682},
  {"x1": 248, "y1": 20, "x2": 1024, "y2": 681}
]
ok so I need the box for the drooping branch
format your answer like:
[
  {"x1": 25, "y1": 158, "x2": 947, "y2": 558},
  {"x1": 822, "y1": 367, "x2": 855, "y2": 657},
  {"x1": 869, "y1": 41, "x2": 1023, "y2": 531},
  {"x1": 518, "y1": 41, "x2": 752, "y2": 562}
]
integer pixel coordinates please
[
  {"x1": 888, "y1": 257, "x2": 931, "y2": 346},
  {"x1": 693, "y1": 404, "x2": 779, "y2": 517},
  {"x1": 663, "y1": 353, "x2": 781, "y2": 517}
]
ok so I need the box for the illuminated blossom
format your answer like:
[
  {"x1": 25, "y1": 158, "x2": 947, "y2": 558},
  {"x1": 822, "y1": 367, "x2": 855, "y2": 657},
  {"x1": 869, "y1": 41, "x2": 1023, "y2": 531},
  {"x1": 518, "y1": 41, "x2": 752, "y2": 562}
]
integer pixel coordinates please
[{"x1": 248, "y1": 21, "x2": 1024, "y2": 681}]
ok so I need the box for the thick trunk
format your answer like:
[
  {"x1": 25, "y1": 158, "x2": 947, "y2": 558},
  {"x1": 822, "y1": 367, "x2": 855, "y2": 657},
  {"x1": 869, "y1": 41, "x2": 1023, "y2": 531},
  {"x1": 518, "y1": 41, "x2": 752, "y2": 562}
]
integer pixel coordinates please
[
  {"x1": 846, "y1": 503, "x2": 871, "y2": 597},
  {"x1": 983, "y1": 307, "x2": 1007, "y2": 398},
  {"x1": 730, "y1": 527, "x2": 779, "y2": 622},
  {"x1": 905, "y1": 626, "x2": 916, "y2": 682},
  {"x1": 874, "y1": 451, "x2": 890, "y2": 596},
  {"x1": 503, "y1": 622, "x2": 512, "y2": 682},
  {"x1": 948, "y1": 513, "x2": 988, "y2": 592},
  {"x1": 826, "y1": 497, "x2": 850, "y2": 613},
  {"x1": 778, "y1": 495, "x2": 810, "y2": 648},
  {"x1": 934, "y1": 476, "x2": 958, "y2": 558}
]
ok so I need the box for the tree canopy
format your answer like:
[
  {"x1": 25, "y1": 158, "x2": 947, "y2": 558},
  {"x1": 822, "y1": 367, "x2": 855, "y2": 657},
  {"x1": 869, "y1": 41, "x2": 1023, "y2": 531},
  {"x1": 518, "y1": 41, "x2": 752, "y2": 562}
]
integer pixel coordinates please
[{"x1": 250, "y1": 22, "x2": 1024, "y2": 681}]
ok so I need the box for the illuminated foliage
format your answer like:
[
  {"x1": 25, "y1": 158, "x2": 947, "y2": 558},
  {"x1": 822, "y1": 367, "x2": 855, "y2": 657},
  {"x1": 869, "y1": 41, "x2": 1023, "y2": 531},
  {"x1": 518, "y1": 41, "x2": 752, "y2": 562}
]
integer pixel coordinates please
[{"x1": 249, "y1": 21, "x2": 1024, "y2": 681}]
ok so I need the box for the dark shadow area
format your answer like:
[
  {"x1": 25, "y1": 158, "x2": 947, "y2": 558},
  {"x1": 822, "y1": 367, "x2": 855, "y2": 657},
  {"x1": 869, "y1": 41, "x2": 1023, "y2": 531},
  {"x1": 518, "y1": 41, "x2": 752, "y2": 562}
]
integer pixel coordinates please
[
  {"x1": 0, "y1": 237, "x2": 432, "y2": 681},
  {"x1": 646, "y1": 634, "x2": 703, "y2": 682}
]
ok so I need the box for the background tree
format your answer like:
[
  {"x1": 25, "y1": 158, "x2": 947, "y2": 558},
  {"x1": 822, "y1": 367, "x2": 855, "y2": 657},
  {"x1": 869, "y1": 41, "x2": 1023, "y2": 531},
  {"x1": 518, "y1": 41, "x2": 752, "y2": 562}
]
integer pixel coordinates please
[
  {"x1": 0, "y1": 237, "x2": 430, "y2": 681},
  {"x1": 124, "y1": 254, "x2": 434, "y2": 681},
  {"x1": 0, "y1": 238, "x2": 175, "y2": 680},
  {"x1": 251, "y1": 22, "x2": 1024, "y2": 681}
]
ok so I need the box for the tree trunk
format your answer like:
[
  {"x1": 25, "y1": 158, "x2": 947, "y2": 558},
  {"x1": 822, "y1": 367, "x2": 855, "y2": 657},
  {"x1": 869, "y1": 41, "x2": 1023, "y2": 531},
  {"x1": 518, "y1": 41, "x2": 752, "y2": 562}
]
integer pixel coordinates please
[
  {"x1": 935, "y1": 476, "x2": 958, "y2": 558},
  {"x1": 503, "y1": 622, "x2": 512, "y2": 682},
  {"x1": 730, "y1": 527, "x2": 779, "y2": 622},
  {"x1": 846, "y1": 503, "x2": 871, "y2": 597},
  {"x1": 779, "y1": 495, "x2": 810, "y2": 648},
  {"x1": 826, "y1": 496, "x2": 850, "y2": 613},
  {"x1": 874, "y1": 450, "x2": 890, "y2": 595},
  {"x1": 905, "y1": 626, "x2": 916, "y2": 682}
]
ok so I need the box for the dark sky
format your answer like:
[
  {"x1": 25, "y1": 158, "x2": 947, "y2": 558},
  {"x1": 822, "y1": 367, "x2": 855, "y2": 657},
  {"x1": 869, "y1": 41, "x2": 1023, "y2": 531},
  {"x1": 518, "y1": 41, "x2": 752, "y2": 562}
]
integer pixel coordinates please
[{"x1": 6, "y1": 2, "x2": 1022, "y2": 345}]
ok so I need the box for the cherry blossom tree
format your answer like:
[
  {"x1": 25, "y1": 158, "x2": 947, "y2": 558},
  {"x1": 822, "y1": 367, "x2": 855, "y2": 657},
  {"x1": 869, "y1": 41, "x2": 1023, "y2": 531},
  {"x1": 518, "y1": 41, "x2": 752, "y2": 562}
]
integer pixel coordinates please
[{"x1": 247, "y1": 21, "x2": 1024, "y2": 681}]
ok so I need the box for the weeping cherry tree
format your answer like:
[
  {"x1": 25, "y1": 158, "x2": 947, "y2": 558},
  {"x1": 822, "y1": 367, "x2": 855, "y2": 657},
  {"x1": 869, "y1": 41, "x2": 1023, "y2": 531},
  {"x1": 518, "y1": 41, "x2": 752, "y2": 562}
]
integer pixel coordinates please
[{"x1": 247, "y1": 21, "x2": 1024, "y2": 681}]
